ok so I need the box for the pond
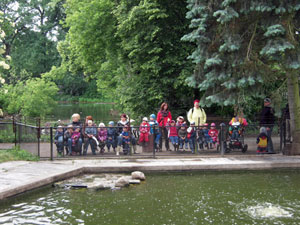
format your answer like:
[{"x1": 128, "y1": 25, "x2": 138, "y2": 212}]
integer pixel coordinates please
[
  {"x1": 50, "y1": 103, "x2": 119, "y2": 124},
  {"x1": 0, "y1": 170, "x2": 300, "y2": 224}
]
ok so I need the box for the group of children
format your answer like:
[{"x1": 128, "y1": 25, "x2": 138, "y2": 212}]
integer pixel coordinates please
[
  {"x1": 54, "y1": 114, "x2": 270, "y2": 156},
  {"x1": 164, "y1": 118, "x2": 219, "y2": 153}
]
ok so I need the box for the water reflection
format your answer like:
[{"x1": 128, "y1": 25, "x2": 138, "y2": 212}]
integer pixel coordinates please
[
  {"x1": 52, "y1": 103, "x2": 119, "y2": 123},
  {"x1": 1, "y1": 171, "x2": 300, "y2": 224}
]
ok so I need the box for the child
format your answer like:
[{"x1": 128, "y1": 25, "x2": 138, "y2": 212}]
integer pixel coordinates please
[
  {"x1": 84, "y1": 120, "x2": 97, "y2": 155},
  {"x1": 54, "y1": 126, "x2": 64, "y2": 157},
  {"x1": 107, "y1": 121, "x2": 117, "y2": 153},
  {"x1": 197, "y1": 125, "x2": 205, "y2": 150},
  {"x1": 178, "y1": 124, "x2": 188, "y2": 150},
  {"x1": 229, "y1": 118, "x2": 241, "y2": 140},
  {"x1": 71, "y1": 126, "x2": 81, "y2": 155},
  {"x1": 139, "y1": 117, "x2": 150, "y2": 146},
  {"x1": 64, "y1": 125, "x2": 73, "y2": 155},
  {"x1": 203, "y1": 123, "x2": 212, "y2": 149},
  {"x1": 149, "y1": 114, "x2": 161, "y2": 152},
  {"x1": 176, "y1": 116, "x2": 186, "y2": 130},
  {"x1": 121, "y1": 125, "x2": 130, "y2": 155},
  {"x1": 167, "y1": 120, "x2": 178, "y2": 151},
  {"x1": 257, "y1": 127, "x2": 269, "y2": 154},
  {"x1": 208, "y1": 123, "x2": 219, "y2": 148},
  {"x1": 97, "y1": 123, "x2": 107, "y2": 154},
  {"x1": 187, "y1": 122, "x2": 196, "y2": 153}
]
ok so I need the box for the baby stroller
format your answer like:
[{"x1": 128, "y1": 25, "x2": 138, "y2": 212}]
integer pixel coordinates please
[{"x1": 227, "y1": 122, "x2": 248, "y2": 153}]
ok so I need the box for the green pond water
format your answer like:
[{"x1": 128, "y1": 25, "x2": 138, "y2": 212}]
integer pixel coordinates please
[
  {"x1": 1, "y1": 170, "x2": 300, "y2": 224},
  {"x1": 51, "y1": 103, "x2": 119, "y2": 124}
]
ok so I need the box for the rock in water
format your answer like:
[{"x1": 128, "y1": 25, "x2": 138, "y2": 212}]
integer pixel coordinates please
[
  {"x1": 129, "y1": 179, "x2": 141, "y2": 184},
  {"x1": 115, "y1": 177, "x2": 130, "y2": 187},
  {"x1": 131, "y1": 171, "x2": 146, "y2": 180}
]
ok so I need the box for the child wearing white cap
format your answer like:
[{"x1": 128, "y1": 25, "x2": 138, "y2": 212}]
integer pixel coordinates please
[{"x1": 139, "y1": 117, "x2": 150, "y2": 146}]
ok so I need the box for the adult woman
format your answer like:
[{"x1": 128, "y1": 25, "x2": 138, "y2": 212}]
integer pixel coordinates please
[
  {"x1": 116, "y1": 114, "x2": 137, "y2": 155},
  {"x1": 157, "y1": 102, "x2": 172, "y2": 151},
  {"x1": 68, "y1": 113, "x2": 83, "y2": 155}
]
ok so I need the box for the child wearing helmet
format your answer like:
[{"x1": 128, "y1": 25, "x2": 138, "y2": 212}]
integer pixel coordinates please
[
  {"x1": 208, "y1": 123, "x2": 218, "y2": 148},
  {"x1": 187, "y1": 122, "x2": 196, "y2": 153},
  {"x1": 178, "y1": 123, "x2": 188, "y2": 150},
  {"x1": 97, "y1": 123, "x2": 107, "y2": 154},
  {"x1": 149, "y1": 114, "x2": 161, "y2": 151},
  {"x1": 203, "y1": 123, "x2": 212, "y2": 149},
  {"x1": 107, "y1": 121, "x2": 117, "y2": 153},
  {"x1": 121, "y1": 125, "x2": 130, "y2": 155},
  {"x1": 54, "y1": 126, "x2": 64, "y2": 157},
  {"x1": 139, "y1": 117, "x2": 150, "y2": 146},
  {"x1": 83, "y1": 120, "x2": 97, "y2": 155}
]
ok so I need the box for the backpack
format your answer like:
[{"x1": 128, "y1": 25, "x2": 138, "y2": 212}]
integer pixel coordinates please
[{"x1": 258, "y1": 136, "x2": 268, "y2": 148}]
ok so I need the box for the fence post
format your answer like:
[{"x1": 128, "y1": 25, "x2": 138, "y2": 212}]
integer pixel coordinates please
[
  {"x1": 37, "y1": 118, "x2": 41, "y2": 158},
  {"x1": 50, "y1": 126, "x2": 53, "y2": 161},
  {"x1": 128, "y1": 114, "x2": 132, "y2": 156},
  {"x1": 195, "y1": 118, "x2": 200, "y2": 154},
  {"x1": 220, "y1": 123, "x2": 225, "y2": 156},
  {"x1": 13, "y1": 116, "x2": 17, "y2": 148},
  {"x1": 153, "y1": 126, "x2": 156, "y2": 158}
]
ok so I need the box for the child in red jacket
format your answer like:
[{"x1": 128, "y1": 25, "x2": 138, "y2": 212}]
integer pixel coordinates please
[
  {"x1": 208, "y1": 123, "x2": 219, "y2": 148},
  {"x1": 139, "y1": 117, "x2": 150, "y2": 146},
  {"x1": 167, "y1": 120, "x2": 179, "y2": 151}
]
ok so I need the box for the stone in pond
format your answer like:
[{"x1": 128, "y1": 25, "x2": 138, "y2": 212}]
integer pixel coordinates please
[
  {"x1": 115, "y1": 177, "x2": 130, "y2": 187},
  {"x1": 129, "y1": 179, "x2": 141, "y2": 184},
  {"x1": 131, "y1": 171, "x2": 146, "y2": 180}
]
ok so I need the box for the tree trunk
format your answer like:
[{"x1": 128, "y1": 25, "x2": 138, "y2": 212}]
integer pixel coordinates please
[{"x1": 286, "y1": 72, "x2": 300, "y2": 155}]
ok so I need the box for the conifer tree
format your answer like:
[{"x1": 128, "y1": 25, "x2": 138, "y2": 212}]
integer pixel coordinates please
[{"x1": 183, "y1": 0, "x2": 300, "y2": 154}]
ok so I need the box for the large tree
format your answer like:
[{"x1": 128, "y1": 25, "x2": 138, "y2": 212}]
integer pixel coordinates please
[
  {"x1": 0, "y1": 0, "x2": 66, "y2": 81},
  {"x1": 183, "y1": 0, "x2": 300, "y2": 154},
  {"x1": 60, "y1": 0, "x2": 194, "y2": 117}
]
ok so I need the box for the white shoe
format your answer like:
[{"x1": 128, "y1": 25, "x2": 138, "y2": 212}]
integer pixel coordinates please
[{"x1": 116, "y1": 151, "x2": 119, "y2": 156}]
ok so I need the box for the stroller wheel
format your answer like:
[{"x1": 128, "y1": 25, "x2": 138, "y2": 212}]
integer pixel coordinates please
[
  {"x1": 242, "y1": 144, "x2": 248, "y2": 153},
  {"x1": 225, "y1": 147, "x2": 231, "y2": 153}
]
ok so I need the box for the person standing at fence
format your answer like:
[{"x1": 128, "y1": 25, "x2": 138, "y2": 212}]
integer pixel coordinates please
[
  {"x1": 65, "y1": 125, "x2": 73, "y2": 155},
  {"x1": 116, "y1": 114, "x2": 137, "y2": 155},
  {"x1": 107, "y1": 121, "x2": 117, "y2": 153},
  {"x1": 83, "y1": 120, "x2": 98, "y2": 155},
  {"x1": 69, "y1": 113, "x2": 83, "y2": 155},
  {"x1": 259, "y1": 98, "x2": 276, "y2": 153},
  {"x1": 83, "y1": 115, "x2": 96, "y2": 153},
  {"x1": 187, "y1": 99, "x2": 206, "y2": 126},
  {"x1": 149, "y1": 114, "x2": 161, "y2": 152},
  {"x1": 54, "y1": 126, "x2": 64, "y2": 157},
  {"x1": 139, "y1": 117, "x2": 150, "y2": 146},
  {"x1": 157, "y1": 102, "x2": 172, "y2": 151}
]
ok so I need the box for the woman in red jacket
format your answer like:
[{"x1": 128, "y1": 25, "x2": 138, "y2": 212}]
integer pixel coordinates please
[{"x1": 157, "y1": 102, "x2": 172, "y2": 151}]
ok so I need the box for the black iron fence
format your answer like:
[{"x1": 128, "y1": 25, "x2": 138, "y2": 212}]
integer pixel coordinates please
[{"x1": 0, "y1": 117, "x2": 289, "y2": 160}]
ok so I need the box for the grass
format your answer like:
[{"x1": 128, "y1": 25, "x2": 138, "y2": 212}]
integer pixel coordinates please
[{"x1": 0, "y1": 147, "x2": 39, "y2": 163}]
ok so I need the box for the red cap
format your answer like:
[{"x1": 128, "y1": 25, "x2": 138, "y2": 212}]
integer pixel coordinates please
[{"x1": 194, "y1": 99, "x2": 200, "y2": 104}]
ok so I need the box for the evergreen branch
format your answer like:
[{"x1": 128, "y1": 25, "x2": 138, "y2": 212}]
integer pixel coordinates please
[{"x1": 246, "y1": 21, "x2": 257, "y2": 61}]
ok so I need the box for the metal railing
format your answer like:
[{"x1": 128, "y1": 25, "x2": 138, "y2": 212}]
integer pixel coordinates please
[{"x1": 0, "y1": 117, "x2": 287, "y2": 160}]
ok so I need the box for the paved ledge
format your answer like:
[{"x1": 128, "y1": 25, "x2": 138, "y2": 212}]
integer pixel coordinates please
[{"x1": 1, "y1": 155, "x2": 300, "y2": 200}]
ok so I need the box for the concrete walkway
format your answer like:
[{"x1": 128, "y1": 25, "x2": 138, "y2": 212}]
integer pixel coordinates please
[{"x1": 1, "y1": 155, "x2": 300, "y2": 200}]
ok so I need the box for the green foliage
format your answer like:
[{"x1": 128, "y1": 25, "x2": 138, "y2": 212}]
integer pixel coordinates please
[
  {"x1": 61, "y1": 0, "x2": 194, "y2": 118},
  {"x1": 183, "y1": 0, "x2": 300, "y2": 118},
  {"x1": 2, "y1": 78, "x2": 58, "y2": 118},
  {"x1": 0, "y1": 147, "x2": 39, "y2": 163},
  {"x1": 0, "y1": 0, "x2": 65, "y2": 83}
]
